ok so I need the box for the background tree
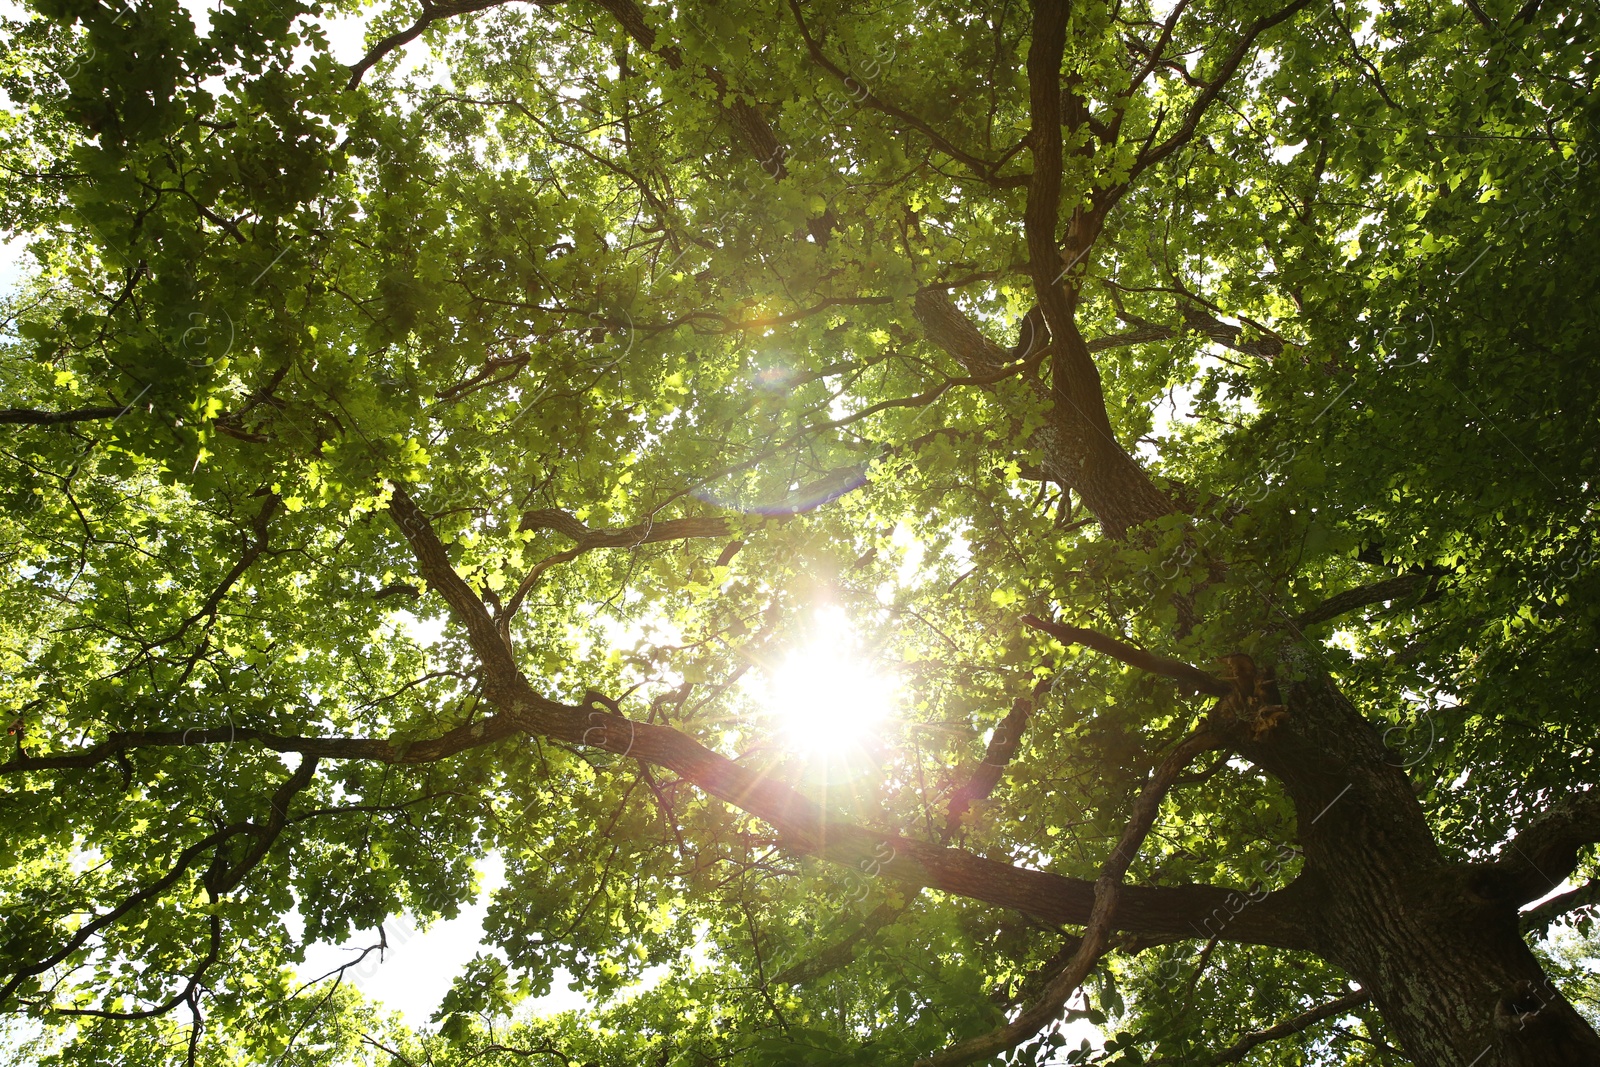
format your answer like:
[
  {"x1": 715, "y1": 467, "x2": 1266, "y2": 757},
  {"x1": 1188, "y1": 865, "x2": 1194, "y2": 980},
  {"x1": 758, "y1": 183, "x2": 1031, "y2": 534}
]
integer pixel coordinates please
[{"x1": 1, "y1": 0, "x2": 1597, "y2": 1064}]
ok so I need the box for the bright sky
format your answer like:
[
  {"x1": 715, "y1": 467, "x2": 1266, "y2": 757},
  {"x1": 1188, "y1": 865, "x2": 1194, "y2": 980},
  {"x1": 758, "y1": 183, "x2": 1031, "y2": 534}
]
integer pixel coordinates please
[{"x1": 295, "y1": 852, "x2": 595, "y2": 1025}]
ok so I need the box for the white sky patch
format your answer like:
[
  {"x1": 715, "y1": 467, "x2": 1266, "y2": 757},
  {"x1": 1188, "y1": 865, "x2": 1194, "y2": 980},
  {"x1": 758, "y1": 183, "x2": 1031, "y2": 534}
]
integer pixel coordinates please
[
  {"x1": 1327, "y1": 628, "x2": 1365, "y2": 658},
  {"x1": 0, "y1": 237, "x2": 32, "y2": 299},
  {"x1": 311, "y1": 7, "x2": 449, "y2": 85},
  {"x1": 309, "y1": 8, "x2": 371, "y2": 65},
  {"x1": 174, "y1": 0, "x2": 214, "y2": 36},
  {"x1": 1138, "y1": 349, "x2": 1264, "y2": 464},
  {"x1": 394, "y1": 607, "x2": 448, "y2": 647},
  {"x1": 1054, "y1": 1015, "x2": 1107, "y2": 1060},
  {"x1": 1269, "y1": 140, "x2": 1307, "y2": 164},
  {"x1": 164, "y1": 0, "x2": 443, "y2": 83},
  {"x1": 891, "y1": 521, "x2": 926, "y2": 587},
  {"x1": 944, "y1": 525, "x2": 973, "y2": 569},
  {"x1": 295, "y1": 853, "x2": 596, "y2": 1025},
  {"x1": 1522, "y1": 878, "x2": 1577, "y2": 914}
]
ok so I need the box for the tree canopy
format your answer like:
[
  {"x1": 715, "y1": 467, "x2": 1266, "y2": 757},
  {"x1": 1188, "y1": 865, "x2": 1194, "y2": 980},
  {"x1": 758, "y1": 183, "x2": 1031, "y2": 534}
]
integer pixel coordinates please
[{"x1": 1, "y1": 0, "x2": 1598, "y2": 1063}]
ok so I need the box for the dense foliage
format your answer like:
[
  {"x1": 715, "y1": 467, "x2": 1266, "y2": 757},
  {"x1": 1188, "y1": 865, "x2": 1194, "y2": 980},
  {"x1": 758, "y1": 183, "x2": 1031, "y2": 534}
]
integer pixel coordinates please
[{"x1": 1, "y1": 0, "x2": 1597, "y2": 1063}]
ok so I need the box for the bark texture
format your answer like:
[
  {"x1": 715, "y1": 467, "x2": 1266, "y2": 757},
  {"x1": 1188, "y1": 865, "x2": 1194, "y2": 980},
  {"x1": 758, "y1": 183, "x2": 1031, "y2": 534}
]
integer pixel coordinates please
[{"x1": 1238, "y1": 666, "x2": 1600, "y2": 1065}]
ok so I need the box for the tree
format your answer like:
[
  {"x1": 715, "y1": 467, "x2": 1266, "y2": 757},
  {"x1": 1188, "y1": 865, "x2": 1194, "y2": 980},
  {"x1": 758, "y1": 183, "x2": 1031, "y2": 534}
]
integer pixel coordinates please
[{"x1": 1, "y1": 0, "x2": 1597, "y2": 1062}]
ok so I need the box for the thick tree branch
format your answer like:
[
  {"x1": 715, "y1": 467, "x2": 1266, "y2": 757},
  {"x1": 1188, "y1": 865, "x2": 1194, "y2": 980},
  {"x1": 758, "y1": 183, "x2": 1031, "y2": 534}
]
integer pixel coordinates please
[
  {"x1": 1023, "y1": 0, "x2": 1089, "y2": 408},
  {"x1": 1017, "y1": 1, "x2": 1175, "y2": 537},
  {"x1": 398, "y1": 487, "x2": 1285, "y2": 948},
  {"x1": 204, "y1": 756, "x2": 319, "y2": 898},
  {"x1": 15, "y1": 490, "x2": 1315, "y2": 955},
  {"x1": 911, "y1": 289, "x2": 1172, "y2": 536},
  {"x1": 1490, "y1": 787, "x2": 1600, "y2": 905},
  {"x1": 6, "y1": 715, "x2": 1312, "y2": 952},
  {"x1": 1022, "y1": 614, "x2": 1231, "y2": 696},
  {"x1": 0, "y1": 826, "x2": 243, "y2": 1007},
  {"x1": 388, "y1": 483, "x2": 522, "y2": 674},
  {"x1": 1294, "y1": 573, "x2": 1435, "y2": 629},
  {"x1": 945, "y1": 692, "x2": 1037, "y2": 839},
  {"x1": 918, "y1": 728, "x2": 1223, "y2": 1066},
  {"x1": 0, "y1": 406, "x2": 125, "y2": 426},
  {"x1": 1111, "y1": 304, "x2": 1290, "y2": 360},
  {"x1": 2, "y1": 712, "x2": 1311, "y2": 948},
  {"x1": 1128, "y1": 0, "x2": 1192, "y2": 93}
]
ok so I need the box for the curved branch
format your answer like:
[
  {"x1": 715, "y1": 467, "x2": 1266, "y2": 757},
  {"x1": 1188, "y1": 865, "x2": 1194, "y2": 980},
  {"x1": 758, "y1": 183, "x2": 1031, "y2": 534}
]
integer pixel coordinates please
[
  {"x1": 1293, "y1": 573, "x2": 1435, "y2": 629},
  {"x1": 390, "y1": 485, "x2": 1313, "y2": 948},
  {"x1": 1022, "y1": 614, "x2": 1230, "y2": 696},
  {"x1": 1017, "y1": 1, "x2": 1175, "y2": 538},
  {"x1": 0, "y1": 826, "x2": 243, "y2": 1007},
  {"x1": 346, "y1": 0, "x2": 544, "y2": 89},
  {"x1": 1149, "y1": 989, "x2": 1371, "y2": 1066},
  {"x1": 167, "y1": 491, "x2": 279, "y2": 643},
  {"x1": 518, "y1": 509, "x2": 735, "y2": 549},
  {"x1": 5, "y1": 714, "x2": 1311, "y2": 949},
  {"x1": 945, "y1": 689, "x2": 1039, "y2": 839},
  {"x1": 1128, "y1": 0, "x2": 1192, "y2": 93},
  {"x1": 918, "y1": 728, "x2": 1223, "y2": 1066},
  {"x1": 18, "y1": 489, "x2": 1315, "y2": 956},
  {"x1": 42, "y1": 915, "x2": 222, "y2": 1021},
  {"x1": 204, "y1": 756, "x2": 319, "y2": 898},
  {"x1": 1127, "y1": 0, "x2": 1316, "y2": 181},
  {"x1": 785, "y1": 0, "x2": 1016, "y2": 185},
  {"x1": 388, "y1": 483, "x2": 521, "y2": 676}
]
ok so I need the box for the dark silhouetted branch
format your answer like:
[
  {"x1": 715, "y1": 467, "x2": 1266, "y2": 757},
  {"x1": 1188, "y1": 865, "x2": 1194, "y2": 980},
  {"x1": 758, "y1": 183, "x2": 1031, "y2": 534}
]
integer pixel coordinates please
[
  {"x1": 1022, "y1": 615, "x2": 1230, "y2": 696},
  {"x1": 917, "y1": 727, "x2": 1223, "y2": 1066},
  {"x1": 1294, "y1": 573, "x2": 1435, "y2": 629},
  {"x1": 0, "y1": 406, "x2": 124, "y2": 425}
]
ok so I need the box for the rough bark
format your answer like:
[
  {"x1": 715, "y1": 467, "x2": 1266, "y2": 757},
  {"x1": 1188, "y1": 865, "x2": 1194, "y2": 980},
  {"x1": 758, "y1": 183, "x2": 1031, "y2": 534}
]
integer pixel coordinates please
[
  {"x1": 911, "y1": 289, "x2": 1172, "y2": 539},
  {"x1": 1021, "y1": 0, "x2": 1175, "y2": 539},
  {"x1": 1237, "y1": 666, "x2": 1600, "y2": 1065}
]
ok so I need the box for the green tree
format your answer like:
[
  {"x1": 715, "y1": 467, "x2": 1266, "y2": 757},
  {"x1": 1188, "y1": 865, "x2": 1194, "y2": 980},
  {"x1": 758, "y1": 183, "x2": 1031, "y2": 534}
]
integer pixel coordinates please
[{"x1": 1, "y1": 0, "x2": 1597, "y2": 1064}]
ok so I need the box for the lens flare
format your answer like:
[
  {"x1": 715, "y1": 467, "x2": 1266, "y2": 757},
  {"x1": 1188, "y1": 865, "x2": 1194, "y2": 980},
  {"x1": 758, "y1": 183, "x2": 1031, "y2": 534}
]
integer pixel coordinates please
[{"x1": 766, "y1": 605, "x2": 896, "y2": 756}]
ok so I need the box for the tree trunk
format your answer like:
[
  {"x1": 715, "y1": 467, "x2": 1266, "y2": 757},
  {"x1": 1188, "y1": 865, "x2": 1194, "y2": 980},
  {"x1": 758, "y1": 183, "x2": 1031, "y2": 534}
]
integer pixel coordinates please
[
  {"x1": 1324, "y1": 881, "x2": 1600, "y2": 1065},
  {"x1": 1242, "y1": 663, "x2": 1600, "y2": 1065}
]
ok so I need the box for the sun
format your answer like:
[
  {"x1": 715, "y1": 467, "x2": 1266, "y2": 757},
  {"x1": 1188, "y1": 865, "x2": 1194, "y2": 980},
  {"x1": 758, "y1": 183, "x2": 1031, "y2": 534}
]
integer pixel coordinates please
[{"x1": 766, "y1": 605, "x2": 897, "y2": 757}]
